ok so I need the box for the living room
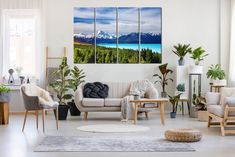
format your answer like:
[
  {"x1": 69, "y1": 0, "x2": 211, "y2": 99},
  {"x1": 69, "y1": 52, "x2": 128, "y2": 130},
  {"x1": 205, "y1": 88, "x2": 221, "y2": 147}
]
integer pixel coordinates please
[{"x1": 0, "y1": 0, "x2": 235, "y2": 156}]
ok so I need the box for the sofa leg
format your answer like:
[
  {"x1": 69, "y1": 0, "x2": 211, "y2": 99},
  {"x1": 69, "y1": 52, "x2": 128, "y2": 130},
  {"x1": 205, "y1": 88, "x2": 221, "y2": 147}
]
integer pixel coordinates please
[{"x1": 84, "y1": 112, "x2": 88, "y2": 120}]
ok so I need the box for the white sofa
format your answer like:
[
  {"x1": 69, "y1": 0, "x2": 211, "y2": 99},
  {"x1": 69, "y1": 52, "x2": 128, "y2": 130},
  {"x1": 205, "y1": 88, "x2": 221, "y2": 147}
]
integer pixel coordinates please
[{"x1": 74, "y1": 81, "x2": 159, "y2": 119}]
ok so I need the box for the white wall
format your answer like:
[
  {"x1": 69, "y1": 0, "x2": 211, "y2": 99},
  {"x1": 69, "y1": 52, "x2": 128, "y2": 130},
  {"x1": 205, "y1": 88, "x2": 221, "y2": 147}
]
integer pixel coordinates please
[{"x1": 44, "y1": 0, "x2": 230, "y2": 95}]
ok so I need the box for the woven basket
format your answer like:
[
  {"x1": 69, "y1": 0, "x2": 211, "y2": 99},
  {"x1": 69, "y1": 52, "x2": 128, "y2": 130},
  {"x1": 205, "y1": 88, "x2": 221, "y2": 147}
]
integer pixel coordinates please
[{"x1": 165, "y1": 128, "x2": 202, "y2": 142}]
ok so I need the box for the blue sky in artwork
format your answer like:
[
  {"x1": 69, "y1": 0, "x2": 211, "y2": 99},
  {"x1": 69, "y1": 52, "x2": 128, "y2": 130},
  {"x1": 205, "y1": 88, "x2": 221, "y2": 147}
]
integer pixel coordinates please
[{"x1": 74, "y1": 7, "x2": 162, "y2": 35}]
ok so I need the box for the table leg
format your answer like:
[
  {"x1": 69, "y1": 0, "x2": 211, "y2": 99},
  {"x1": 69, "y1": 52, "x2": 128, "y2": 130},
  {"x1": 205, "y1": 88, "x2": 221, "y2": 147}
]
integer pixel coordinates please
[
  {"x1": 182, "y1": 101, "x2": 184, "y2": 115},
  {"x1": 134, "y1": 102, "x2": 138, "y2": 125},
  {"x1": 160, "y1": 102, "x2": 165, "y2": 126}
]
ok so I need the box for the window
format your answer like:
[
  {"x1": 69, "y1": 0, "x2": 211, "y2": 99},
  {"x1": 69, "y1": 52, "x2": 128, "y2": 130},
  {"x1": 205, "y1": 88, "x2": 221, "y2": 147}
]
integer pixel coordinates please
[{"x1": 2, "y1": 10, "x2": 39, "y2": 77}]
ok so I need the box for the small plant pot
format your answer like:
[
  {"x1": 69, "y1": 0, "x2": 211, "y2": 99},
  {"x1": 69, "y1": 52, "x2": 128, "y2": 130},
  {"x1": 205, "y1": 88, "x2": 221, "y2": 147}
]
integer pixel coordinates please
[
  {"x1": 170, "y1": 112, "x2": 176, "y2": 118},
  {"x1": 212, "y1": 79, "x2": 227, "y2": 86},
  {"x1": 0, "y1": 92, "x2": 10, "y2": 103},
  {"x1": 188, "y1": 65, "x2": 203, "y2": 74},
  {"x1": 161, "y1": 92, "x2": 167, "y2": 98},
  {"x1": 178, "y1": 58, "x2": 185, "y2": 66},
  {"x1": 68, "y1": 101, "x2": 81, "y2": 116},
  {"x1": 54, "y1": 105, "x2": 69, "y2": 120}
]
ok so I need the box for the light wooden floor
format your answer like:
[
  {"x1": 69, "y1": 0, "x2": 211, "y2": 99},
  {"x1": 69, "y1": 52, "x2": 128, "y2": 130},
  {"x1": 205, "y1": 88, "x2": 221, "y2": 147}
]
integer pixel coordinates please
[{"x1": 0, "y1": 111, "x2": 235, "y2": 157}]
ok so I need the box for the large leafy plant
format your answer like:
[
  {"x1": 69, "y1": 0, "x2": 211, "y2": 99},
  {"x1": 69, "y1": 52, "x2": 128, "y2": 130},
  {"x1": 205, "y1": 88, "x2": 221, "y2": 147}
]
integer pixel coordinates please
[
  {"x1": 206, "y1": 64, "x2": 225, "y2": 80},
  {"x1": 70, "y1": 66, "x2": 86, "y2": 92},
  {"x1": 50, "y1": 57, "x2": 72, "y2": 105},
  {"x1": 172, "y1": 44, "x2": 192, "y2": 59},
  {"x1": 168, "y1": 94, "x2": 181, "y2": 113},
  {"x1": 190, "y1": 47, "x2": 208, "y2": 65},
  {"x1": 0, "y1": 84, "x2": 10, "y2": 93},
  {"x1": 153, "y1": 63, "x2": 173, "y2": 93}
]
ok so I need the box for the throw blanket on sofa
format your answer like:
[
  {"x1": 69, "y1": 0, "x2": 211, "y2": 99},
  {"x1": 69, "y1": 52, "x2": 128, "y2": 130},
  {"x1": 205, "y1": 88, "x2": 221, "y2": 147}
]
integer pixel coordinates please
[{"x1": 121, "y1": 80, "x2": 153, "y2": 121}]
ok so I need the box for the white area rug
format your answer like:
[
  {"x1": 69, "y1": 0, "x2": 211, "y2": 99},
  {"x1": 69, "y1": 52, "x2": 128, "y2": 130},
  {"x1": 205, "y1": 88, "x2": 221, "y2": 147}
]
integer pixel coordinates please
[{"x1": 77, "y1": 124, "x2": 150, "y2": 133}]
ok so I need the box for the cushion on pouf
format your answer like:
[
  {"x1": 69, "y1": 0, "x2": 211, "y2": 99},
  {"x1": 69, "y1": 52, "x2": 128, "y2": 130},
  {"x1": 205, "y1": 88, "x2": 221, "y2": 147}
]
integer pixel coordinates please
[
  {"x1": 83, "y1": 82, "x2": 109, "y2": 98},
  {"x1": 165, "y1": 128, "x2": 202, "y2": 142}
]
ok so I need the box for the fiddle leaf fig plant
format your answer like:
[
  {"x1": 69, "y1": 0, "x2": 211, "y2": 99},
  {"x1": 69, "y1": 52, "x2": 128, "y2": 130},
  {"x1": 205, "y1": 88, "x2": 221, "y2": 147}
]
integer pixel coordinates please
[
  {"x1": 50, "y1": 57, "x2": 72, "y2": 105},
  {"x1": 70, "y1": 66, "x2": 86, "y2": 92},
  {"x1": 190, "y1": 47, "x2": 208, "y2": 65},
  {"x1": 153, "y1": 63, "x2": 173, "y2": 97}
]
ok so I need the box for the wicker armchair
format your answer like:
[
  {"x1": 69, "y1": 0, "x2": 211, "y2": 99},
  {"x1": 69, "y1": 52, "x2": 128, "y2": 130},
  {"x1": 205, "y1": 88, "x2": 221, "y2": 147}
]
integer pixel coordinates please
[{"x1": 206, "y1": 87, "x2": 235, "y2": 136}]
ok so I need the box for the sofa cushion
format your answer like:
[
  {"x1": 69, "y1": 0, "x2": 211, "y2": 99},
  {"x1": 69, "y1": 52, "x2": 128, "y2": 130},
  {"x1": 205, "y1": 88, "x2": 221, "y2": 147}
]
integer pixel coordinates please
[
  {"x1": 104, "y1": 98, "x2": 122, "y2": 107},
  {"x1": 82, "y1": 98, "x2": 104, "y2": 107}
]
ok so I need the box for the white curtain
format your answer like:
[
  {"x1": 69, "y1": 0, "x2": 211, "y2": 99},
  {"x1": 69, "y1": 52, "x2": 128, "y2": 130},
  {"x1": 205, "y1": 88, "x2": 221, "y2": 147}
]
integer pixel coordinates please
[
  {"x1": 229, "y1": 0, "x2": 235, "y2": 86},
  {"x1": 0, "y1": 0, "x2": 46, "y2": 87}
]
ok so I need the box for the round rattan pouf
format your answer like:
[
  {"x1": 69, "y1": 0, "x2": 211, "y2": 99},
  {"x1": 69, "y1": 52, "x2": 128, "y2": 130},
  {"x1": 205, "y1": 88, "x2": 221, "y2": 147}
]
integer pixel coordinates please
[{"x1": 165, "y1": 128, "x2": 202, "y2": 142}]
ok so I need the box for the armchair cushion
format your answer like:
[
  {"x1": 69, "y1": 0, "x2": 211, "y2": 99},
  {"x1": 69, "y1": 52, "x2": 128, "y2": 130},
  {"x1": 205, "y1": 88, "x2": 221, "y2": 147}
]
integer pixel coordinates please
[
  {"x1": 224, "y1": 97, "x2": 235, "y2": 107},
  {"x1": 206, "y1": 92, "x2": 220, "y2": 106},
  {"x1": 207, "y1": 105, "x2": 224, "y2": 117},
  {"x1": 22, "y1": 84, "x2": 58, "y2": 107}
]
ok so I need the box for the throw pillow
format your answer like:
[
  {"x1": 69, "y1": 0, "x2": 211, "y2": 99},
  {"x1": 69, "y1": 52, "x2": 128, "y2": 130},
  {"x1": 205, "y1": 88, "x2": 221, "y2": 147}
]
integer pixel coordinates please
[{"x1": 83, "y1": 82, "x2": 109, "y2": 98}]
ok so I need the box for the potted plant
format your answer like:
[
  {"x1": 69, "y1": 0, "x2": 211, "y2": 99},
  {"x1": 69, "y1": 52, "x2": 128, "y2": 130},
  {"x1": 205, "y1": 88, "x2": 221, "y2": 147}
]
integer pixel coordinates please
[
  {"x1": 168, "y1": 94, "x2": 181, "y2": 118},
  {"x1": 175, "y1": 83, "x2": 187, "y2": 98},
  {"x1": 193, "y1": 96, "x2": 208, "y2": 121},
  {"x1": 172, "y1": 43, "x2": 192, "y2": 66},
  {"x1": 206, "y1": 64, "x2": 226, "y2": 86},
  {"x1": 0, "y1": 84, "x2": 10, "y2": 102},
  {"x1": 188, "y1": 47, "x2": 208, "y2": 74},
  {"x1": 50, "y1": 57, "x2": 72, "y2": 120},
  {"x1": 68, "y1": 66, "x2": 85, "y2": 116},
  {"x1": 153, "y1": 63, "x2": 173, "y2": 98}
]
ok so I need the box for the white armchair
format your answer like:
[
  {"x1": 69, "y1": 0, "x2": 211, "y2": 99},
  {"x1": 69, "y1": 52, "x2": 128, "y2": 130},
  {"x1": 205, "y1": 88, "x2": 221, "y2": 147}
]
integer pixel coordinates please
[{"x1": 206, "y1": 87, "x2": 235, "y2": 136}]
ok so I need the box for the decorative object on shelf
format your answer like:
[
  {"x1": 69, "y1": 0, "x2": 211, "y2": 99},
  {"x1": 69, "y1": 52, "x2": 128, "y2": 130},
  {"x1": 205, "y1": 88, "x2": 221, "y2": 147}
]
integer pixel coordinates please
[
  {"x1": 15, "y1": 66, "x2": 23, "y2": 77},
  {"x1": 74, "y1": 7, "x2": 162, "y2": 64},
  {"x1": 19, "y1": 76, "x2": 25, "y2": 84},
  {"x1": 165, "y1": 128, "x2": 202, "y2": 142},
  {"x1": 50, "y1": 57, "x2": 73, "y2": 120},
  {"x1": 133, "y1": 94, "x2": 140, "y2": 100},
  {"x1": 206, "y1": 64, "x2": 226, "y2": 86},
  {"x1": 153, "y1": 63, "x2": 173, "y2": 98},
  {"x1": 168, "y1": 94, "x2": 181, "y2": 118},
  {"x1": 0, "y1": 84, "x2": 11, "y2": 103},
  {"x1": 172, "y1": 44, "x2": 192, "y2": 66},
  {"x1": 8, "y1": 69, "x2": 15, "y2": 84},
  {"x1": 188, "y1": 47, "x2": 208, "y2": 74},
  {"x1": 68, "y1": 66, "x2": 85, "y2": 116}
]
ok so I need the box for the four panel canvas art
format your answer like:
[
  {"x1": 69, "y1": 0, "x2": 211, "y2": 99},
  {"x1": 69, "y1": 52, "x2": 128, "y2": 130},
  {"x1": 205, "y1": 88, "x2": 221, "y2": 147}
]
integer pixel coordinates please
[{"x1": 74, "y1": 7, "x2": 162, "y2": 64}]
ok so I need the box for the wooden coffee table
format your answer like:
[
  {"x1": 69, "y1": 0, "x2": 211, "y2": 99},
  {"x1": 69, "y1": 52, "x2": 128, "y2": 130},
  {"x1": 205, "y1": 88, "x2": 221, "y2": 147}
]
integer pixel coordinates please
[{"x1": 130, "y1": 98, "x2": 169, "y2": 126}]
